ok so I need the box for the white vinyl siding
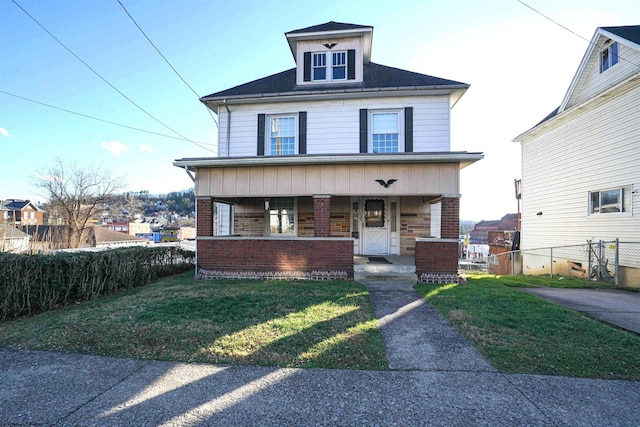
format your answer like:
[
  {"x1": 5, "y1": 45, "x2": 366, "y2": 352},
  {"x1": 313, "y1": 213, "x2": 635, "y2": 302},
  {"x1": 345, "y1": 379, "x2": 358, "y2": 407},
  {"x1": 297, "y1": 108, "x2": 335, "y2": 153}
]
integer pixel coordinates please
[
  {"x1": 216, "y1": 96, "x2": 450, "y2": 157},
  {"x1": 520, "y1": 83, "x2": 640, "y2": 250},
  {"x1": 565, "y1": 42, "x2": 640, "y2": 110}
]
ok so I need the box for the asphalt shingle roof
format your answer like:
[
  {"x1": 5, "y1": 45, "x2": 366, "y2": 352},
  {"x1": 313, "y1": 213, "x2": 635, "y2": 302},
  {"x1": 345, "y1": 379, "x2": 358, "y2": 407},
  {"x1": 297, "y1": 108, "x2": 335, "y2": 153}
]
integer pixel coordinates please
[
  {"x1": 202, "y1": 63, "x2": 467, "y2": 101},
  {"x1": 602, "y1": 25, "x2": 640, "y2": 44},
  {"x1": 286, "y1": 21, "x2": 372, "y2": 34}
]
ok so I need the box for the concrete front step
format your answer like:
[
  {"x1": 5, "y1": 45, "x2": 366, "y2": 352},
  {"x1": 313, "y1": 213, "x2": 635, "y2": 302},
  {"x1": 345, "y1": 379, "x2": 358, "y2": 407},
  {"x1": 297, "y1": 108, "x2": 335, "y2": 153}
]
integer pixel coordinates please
[
  {"x1": 354, "y1": 272, "x2": 418, "y2": 283},
  {"x1": 354, "y1": 264, "x2": 416, "y2": 274}
]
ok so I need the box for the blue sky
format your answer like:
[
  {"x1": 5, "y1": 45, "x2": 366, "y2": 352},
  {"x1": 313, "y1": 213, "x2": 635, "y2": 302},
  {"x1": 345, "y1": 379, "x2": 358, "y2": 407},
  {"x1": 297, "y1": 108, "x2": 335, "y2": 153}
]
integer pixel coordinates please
[{"x1": 1, "y1": 0, "x2": 638, "y2": 220}]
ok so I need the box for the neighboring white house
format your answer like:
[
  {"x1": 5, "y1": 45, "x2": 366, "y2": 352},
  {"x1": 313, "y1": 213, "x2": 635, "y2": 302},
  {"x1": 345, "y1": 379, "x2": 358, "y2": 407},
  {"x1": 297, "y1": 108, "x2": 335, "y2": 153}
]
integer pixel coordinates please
[
  {"x1": 174, "y1": 21, "x2": 482, "y2": 281},
  {"x1": 513, "y1": 25, "x2": 640, "y2": 279}
]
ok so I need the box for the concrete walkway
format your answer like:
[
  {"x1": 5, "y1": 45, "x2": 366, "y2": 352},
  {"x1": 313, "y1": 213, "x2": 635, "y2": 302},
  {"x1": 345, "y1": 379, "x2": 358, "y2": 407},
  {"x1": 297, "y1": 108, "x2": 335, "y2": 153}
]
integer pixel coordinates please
[
  {"x1": 362, "y1": 277, "x2": 495, "y2": 372},
  {"x1": 519, "y1": 287, "x2": 640, "y2": 334},
  {"x1": 2, "y1": 279, "x2": 640, "y2": 426}
]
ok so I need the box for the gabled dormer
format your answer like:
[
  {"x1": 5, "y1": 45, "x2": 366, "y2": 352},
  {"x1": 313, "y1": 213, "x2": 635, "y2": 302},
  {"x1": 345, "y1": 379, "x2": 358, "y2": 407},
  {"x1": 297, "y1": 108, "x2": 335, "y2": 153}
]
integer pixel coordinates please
[
  {"x1": 285, "y1": 21, "x2": 373, "y2": 86},
  {"x1": 558, "y1": 25, "x2": 640, "y2": 113}
]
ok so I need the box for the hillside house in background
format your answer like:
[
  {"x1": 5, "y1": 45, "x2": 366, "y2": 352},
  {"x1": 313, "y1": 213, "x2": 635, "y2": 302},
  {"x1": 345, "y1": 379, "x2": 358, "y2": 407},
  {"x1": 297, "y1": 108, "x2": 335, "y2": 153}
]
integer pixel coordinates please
[
  {"x1": 174, "y1": 21, "x2": 483, "y2": 281},
  {"x1": 0, "y1": 199, "x2": 46, "y2": 226},
  {"x1": 513, "y1": 25, "x2": 639, "y2": 281}
]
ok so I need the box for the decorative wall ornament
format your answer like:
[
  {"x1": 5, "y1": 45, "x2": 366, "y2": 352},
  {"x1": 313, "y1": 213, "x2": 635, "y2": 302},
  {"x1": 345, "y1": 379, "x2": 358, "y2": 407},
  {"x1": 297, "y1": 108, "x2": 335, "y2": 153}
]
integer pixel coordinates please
[
  {"x1": 375, "y1": 179, "x2": 397, "y2": 188},
  {"x1": 323, "y1": 43, "x2": 337, "y2": 49}
]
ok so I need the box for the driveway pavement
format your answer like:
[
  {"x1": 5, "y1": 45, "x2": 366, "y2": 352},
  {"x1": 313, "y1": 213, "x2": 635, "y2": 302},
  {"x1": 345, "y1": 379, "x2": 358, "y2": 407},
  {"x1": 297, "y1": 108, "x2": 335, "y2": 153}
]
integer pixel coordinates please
[
  {"x1": 519, "y1": 287, "x2": 640, "y2": 334},
  {"x1": 1, "y1": 280, "x2": 640, "y2": 426}
]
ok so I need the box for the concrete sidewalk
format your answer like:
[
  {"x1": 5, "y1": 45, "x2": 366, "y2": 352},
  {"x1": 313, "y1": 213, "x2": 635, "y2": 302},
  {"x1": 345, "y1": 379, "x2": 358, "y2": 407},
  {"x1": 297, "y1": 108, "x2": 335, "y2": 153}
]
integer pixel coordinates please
[
  {"x1": 1, "y1": 348, "x2": 639, "y2": 426},
  {"x1": 519, "y1": 287, "x2": 640, "y2": 334},
  {"x1": 2, "y1": 278, "x2": 640, "y2": 426}
]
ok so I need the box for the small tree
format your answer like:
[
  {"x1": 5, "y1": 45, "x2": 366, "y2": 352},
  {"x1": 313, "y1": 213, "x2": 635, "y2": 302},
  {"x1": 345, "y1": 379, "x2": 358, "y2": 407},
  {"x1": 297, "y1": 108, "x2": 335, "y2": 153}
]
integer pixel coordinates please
[{"x1": 35, "y1": 159, "x2": 125, "y2": 248}]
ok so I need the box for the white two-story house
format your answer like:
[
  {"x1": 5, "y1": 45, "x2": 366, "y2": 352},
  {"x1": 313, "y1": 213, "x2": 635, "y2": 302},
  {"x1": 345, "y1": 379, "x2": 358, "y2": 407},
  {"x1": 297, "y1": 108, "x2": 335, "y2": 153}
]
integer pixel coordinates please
[
  {"x1": 514, "y1": 25, "x2": 639, "y2": 283},
  {"x1": 175, "y1": 21, "x2": 482, "y2": 280}
]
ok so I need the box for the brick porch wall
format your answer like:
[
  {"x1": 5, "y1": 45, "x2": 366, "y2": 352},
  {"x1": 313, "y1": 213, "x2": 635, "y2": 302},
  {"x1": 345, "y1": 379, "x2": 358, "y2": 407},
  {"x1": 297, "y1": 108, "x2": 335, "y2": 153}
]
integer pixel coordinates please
[
  {"x1": 196, "y1": 237, "x2": 354, "y2": 280},
  {"x1": 196, "y1": 198, "x2": 213, "y2": 236},
  {"x1": 415, "y1": 238, "x2": 459, "y2": 283}
]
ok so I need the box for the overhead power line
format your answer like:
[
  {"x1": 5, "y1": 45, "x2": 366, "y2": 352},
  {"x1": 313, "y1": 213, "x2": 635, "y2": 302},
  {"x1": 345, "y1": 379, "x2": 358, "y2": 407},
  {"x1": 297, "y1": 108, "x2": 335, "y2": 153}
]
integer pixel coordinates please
[
  {"x1": 116, "y1": 0, "x2": 219, "y2": 127},
  {"x1": 10, "y1": 0, "x2": 215, "y2": 151},
  {"x1": 517, "y1": 0, "x2": 640, "y2": 68},
  {"x1": 0, "y1": 90, "x2": 216, "y2": 152}
]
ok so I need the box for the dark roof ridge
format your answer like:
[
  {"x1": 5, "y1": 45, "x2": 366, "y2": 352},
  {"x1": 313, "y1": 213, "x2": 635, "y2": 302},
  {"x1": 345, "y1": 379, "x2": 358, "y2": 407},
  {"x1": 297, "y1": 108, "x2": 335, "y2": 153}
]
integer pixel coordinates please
[{"x1": 286, "y1": 21, "x2": 372, "y2": 35}]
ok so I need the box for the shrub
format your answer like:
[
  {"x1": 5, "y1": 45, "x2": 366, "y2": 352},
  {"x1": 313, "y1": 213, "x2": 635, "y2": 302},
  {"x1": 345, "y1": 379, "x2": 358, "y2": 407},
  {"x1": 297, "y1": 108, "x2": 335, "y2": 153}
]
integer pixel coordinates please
[{"x1": 0, "y1": 246, "x2": 194, "y2": 320}]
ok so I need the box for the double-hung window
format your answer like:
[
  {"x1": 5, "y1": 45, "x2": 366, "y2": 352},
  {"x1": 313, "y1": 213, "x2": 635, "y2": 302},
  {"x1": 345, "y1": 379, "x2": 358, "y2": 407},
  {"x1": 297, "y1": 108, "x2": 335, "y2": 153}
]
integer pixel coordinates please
[
  {"x1": 600, "y1": 41, "x2": 619, "y2": 73},
  {"x1": 370, "y1": 111, "x2": 401, "y2": 153},
  {"x1": 268, "y1": 115, "x2": 296, "y2": 156},
  {"x1": 589, "y1": 187, "x2": 629, "y2": 214},
  {"x1": 312, "y1": 53, "x2": 327, "y2": 81},
  {"x1": 311, "y1": 51, "x2": 347, "y2": 82},
  {"x1": 267, "y1": 197, "x2": 296, "y2": 236},
  {"x1": 332, "y1": 51, "x2": 346, "y2": 80}
]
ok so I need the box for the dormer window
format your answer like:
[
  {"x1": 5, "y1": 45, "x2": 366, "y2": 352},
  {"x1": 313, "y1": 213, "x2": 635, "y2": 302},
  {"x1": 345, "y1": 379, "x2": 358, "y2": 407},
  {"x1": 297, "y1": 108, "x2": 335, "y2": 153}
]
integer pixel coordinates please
[
  {"x1": 600, "y1": 41, "x2": 619, "y2": 73},
  {"x1": 312, "y1": 53, "x2": 327, "y2": 80},
  {"x1": 311, "y1": 50, "x2": 348, "y2": 82},
  {"x1": 332, "y1": 51, "x2": 346, "y2": 79},
  {"x1": 304, "y1": 49, "x2": 356, "y2": 83}
]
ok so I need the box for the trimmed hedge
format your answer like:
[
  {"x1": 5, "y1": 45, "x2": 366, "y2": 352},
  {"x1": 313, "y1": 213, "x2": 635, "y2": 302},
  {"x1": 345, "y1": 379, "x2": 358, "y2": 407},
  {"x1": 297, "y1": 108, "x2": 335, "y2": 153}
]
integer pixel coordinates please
[{"x1": 0, "y1": 246, "x2": 194, "y2": 320}]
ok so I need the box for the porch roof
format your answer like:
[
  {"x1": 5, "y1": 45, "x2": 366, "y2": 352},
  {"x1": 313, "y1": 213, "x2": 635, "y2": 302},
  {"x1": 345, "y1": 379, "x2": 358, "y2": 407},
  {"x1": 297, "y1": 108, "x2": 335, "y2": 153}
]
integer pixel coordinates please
[{"x1": 174, "y1": 152, "x2": 484, "y2": 171}]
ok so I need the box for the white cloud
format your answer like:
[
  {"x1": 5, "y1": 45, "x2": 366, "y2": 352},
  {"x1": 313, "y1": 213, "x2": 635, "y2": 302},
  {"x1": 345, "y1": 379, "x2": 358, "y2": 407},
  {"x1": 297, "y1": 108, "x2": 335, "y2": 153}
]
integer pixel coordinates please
[
  {"x1": 101, "y1": 140, "x2": 129, "y2": 156},
  {"x1": 0, "y1": 127, "x2": 11, "y2": 138},
  {"x1": 139, "y1": 144, "x2": 154, "y2": 153}
]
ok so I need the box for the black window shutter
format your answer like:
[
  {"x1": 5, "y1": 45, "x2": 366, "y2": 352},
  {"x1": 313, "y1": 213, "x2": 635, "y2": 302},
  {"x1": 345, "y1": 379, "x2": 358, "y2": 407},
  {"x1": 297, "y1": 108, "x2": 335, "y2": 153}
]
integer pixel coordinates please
[
  {"x1": 359, "y1": 109, "x2": 368, "y2": 153},
  {"x1": 347, "y1": 49, "x2": 356, "y2": 80},
  {"x1": 404, "y1": 107, "x2": 413, "y2": 153},
  {"x1": 298, "y1": 111, "x2": 307, "y2": 154},
  {"x1": 257, "y1": 114, "x2": 265, "y2": 156},
  {"x1": 303, "y1": 52, "x2": 311, "y2": 82}
]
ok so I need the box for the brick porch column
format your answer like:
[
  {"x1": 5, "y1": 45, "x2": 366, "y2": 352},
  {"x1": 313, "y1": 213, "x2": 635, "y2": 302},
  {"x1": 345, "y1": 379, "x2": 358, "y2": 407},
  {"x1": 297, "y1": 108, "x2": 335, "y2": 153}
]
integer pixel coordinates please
[
  {"x1": 440, "y1": 194, "x2": 460, "y2": 239},
  {"x1": 313, "y1": 195, "x2": 331, "y2": 237},
  {"x1": 196, "y1": 197, "x2": 214, "y2": 237}
]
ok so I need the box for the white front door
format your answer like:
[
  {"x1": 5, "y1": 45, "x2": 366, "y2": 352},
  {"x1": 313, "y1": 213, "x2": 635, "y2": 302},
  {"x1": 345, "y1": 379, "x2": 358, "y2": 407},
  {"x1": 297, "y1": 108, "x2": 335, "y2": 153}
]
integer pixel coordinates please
[{"x1": 362, "y1": 198, "x2": 388, "y2": 255}]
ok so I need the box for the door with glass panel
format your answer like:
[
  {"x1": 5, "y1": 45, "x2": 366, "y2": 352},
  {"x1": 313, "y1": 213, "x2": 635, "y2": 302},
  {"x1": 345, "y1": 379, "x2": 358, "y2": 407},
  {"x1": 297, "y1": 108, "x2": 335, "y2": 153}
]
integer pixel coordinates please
[{"x1": 362, "y1": 198, "x2": 388, "y2": 255}]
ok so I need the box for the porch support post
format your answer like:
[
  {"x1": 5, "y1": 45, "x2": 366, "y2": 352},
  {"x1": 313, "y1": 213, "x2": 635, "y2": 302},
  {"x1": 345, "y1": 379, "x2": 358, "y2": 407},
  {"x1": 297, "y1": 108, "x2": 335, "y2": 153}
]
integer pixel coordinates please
[
  {"x1": 196, "y1": 197, "x2": 214, "y2": 237},
  {"x1": 313, "y1": 195, "x2": 332, "y2": 237},
  {"x1": 440, "y1": 194, "x2": 460, "y2": 239}
]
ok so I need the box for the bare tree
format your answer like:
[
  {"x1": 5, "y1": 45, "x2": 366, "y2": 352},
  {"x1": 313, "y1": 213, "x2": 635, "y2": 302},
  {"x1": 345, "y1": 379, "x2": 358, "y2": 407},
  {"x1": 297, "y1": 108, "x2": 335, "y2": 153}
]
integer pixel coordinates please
[{"x1": 34, "y1": 159, "x2": 125, "y2": 248}]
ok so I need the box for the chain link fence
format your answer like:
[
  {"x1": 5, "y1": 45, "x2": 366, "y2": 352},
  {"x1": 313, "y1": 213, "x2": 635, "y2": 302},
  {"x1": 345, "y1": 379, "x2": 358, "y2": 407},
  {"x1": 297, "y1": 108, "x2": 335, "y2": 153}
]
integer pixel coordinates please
[{"x1": 463, "y1": 240, "x2": 640, "y2": 288}]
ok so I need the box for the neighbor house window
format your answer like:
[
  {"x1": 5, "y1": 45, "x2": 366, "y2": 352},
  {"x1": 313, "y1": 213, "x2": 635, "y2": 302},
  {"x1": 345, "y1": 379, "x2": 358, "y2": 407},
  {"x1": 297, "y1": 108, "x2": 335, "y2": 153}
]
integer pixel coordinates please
[
  {"x1": 589, "y1": 187, "x2": 627, "y2": 214},
  {"x1": 267, "y1": 198, "x2": 295, "y2": 236},
  {"x1": 600, "y1": 41, "x2": 619, "y2": 73},
  {"x1": 370, "y1": 111, "x2": 402, "y2": 153},
  {"x1": 268, "y1": 115, "x2": 296, "y2": 156}
]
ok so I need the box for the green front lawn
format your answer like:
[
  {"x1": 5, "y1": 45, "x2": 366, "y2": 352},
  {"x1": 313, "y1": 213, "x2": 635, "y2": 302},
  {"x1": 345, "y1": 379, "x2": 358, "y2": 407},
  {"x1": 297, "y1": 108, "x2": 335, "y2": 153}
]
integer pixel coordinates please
[
  {"x1": 416, "y1": 274, "x2": 640, "y2": 380},
  {"x1": 0, "y1": 271, "x2": 387, "y2": 370}
]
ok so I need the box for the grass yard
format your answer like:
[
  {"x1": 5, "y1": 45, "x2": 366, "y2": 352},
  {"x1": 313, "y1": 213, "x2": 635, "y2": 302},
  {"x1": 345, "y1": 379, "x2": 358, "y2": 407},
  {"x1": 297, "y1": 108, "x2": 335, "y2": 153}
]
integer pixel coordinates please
[
  {"x1": 0, "y1": 271, "x2": 387, "y2": 370},
  {"x1": 416, "y1": 274, "x2": 640, "y2": 380}
]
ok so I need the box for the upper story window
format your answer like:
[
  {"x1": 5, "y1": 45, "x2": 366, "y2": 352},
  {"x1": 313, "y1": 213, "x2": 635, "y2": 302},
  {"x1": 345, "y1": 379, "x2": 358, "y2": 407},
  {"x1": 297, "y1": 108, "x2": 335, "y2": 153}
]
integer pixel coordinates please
[
  {"x1": 304, "y1": 49, "x2": 355, "y2": 83},
  {"x1": 312, "y1": 53, "x2": 327, "y2": 81},
  {"x1": 600, "y1": 41, "x2": 619, "y2": 73},
  {"x1": 332, "y1": 51, "x2": 346, "y2": 80},
  {"x1": 268, "y1": 115, "x2": 297, "y2": 156},
  {"x1": 589, "y1": 186, "x2": 630, "y2": 215},
  {"x1": 370, "y1": 111, "x2": 402, "y2": 153}
]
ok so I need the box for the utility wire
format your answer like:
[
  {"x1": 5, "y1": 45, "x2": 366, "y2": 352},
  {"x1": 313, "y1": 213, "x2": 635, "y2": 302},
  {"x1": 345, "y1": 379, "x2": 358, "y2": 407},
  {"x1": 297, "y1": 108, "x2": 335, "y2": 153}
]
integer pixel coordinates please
[
  {"x1": 10, "y1": 0, "x2": 215, "y2": 151},
  {"x1": 517, "y1": 0, "x2": 640, "y2": 68},
  {"x1": 116, "y1": 0, "x2": 219, "y2": 127},
  {"x1": 0, "y1": 90, "x2": 216, "y2": 151}
]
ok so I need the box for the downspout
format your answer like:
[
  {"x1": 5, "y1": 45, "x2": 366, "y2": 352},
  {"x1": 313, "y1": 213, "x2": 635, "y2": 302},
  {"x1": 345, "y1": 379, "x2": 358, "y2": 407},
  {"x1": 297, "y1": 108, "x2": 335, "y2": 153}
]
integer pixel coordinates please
[{"x1": 223, "y1": 99, "x2": 231, "y2": 157}]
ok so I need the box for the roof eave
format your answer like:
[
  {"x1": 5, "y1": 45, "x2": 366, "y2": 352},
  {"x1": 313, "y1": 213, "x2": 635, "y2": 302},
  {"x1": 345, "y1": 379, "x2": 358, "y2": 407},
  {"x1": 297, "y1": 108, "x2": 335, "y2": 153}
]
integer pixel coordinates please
[
  {"x1": 285, "y1": 26, "x2": 374, "y2": 63},
  {"x1": 201, "y1": 84, "x2": 470, "y2": 108}
]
